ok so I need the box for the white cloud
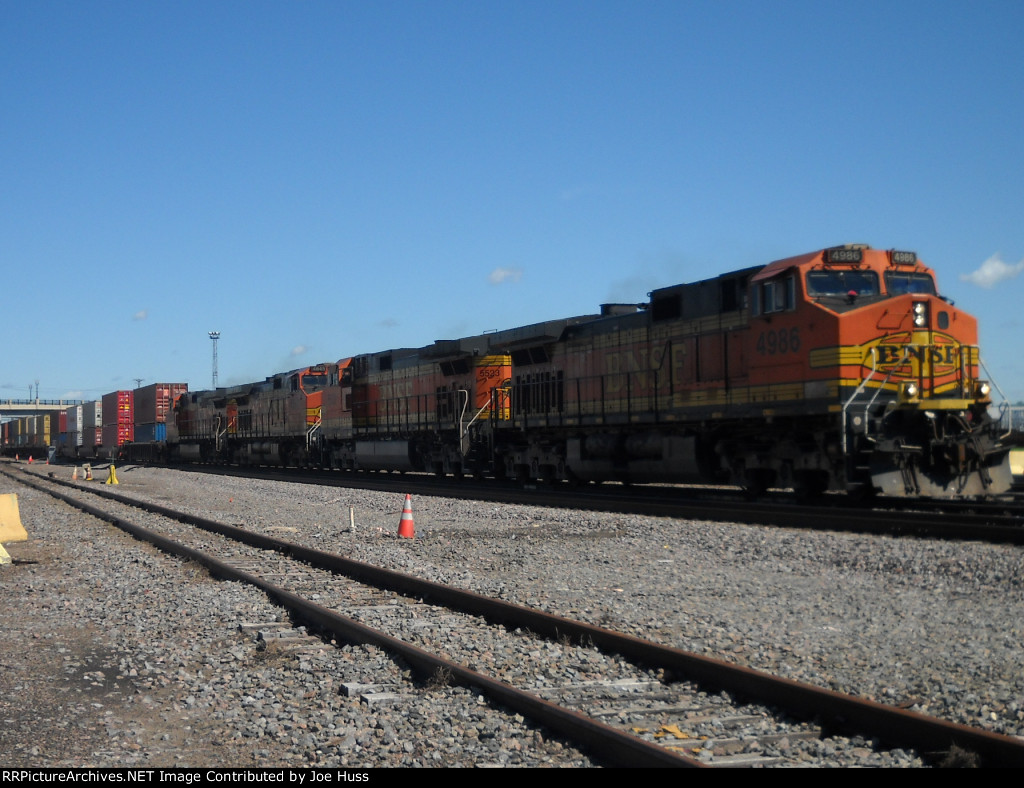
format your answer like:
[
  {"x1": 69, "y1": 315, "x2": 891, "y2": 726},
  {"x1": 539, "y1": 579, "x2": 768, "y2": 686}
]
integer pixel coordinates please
[
  {"x1": 488, "y1": 267, "x2": 523, "y2": 285},
  {"x1": 290, "y1": 345, "x2": 309, "y2": 357},
  {"x1": 960, "y1": 253, "x2": 1024, "y2": 288},
  {"x1": 132, "y1": 310, "x2": 148, "y2": 321}
]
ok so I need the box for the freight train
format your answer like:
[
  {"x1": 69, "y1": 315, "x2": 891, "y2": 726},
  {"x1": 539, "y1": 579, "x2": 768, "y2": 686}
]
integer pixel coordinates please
[{"x1": 3, "y1": 245, "x2": 1014, "y2": 498}]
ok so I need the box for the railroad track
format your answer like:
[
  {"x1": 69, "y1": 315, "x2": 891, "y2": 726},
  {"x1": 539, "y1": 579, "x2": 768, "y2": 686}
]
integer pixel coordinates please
[
  {"x1": 120, "y1": 461, "x2": 1024, "y2": 544},
  {"x1": 6, "y1": 464, "x2": 1024, "y2": 767}
]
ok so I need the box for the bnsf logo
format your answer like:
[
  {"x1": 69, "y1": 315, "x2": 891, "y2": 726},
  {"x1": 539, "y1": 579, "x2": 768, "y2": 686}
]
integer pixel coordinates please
[
  {"x1": 870, "y1": 332, "x2": 965, "y2": 377},
  {"x1": 876, "y1": 344, "x2": 960, "y2": 366}
]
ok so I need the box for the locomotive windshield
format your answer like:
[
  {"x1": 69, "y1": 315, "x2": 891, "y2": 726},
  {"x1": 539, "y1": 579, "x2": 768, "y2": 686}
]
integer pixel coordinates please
[
  {"x1": 885, "y1": 271, "x2": 936, "y2": 295},
  {"x1": 805, "y1": 270, "x2": 879, "y2": 297},
  {"x1": 301, "y1": 373, "x2": 328, "y2": 389},
  {"x1": 289, "y1": 370, "x2": 330, "y2": 392}
]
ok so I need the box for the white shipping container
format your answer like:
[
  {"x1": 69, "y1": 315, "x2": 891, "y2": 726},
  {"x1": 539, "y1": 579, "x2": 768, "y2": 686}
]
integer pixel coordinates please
[
  {"x1": 83, "y1": 401, "x2": 102, "y2": 429},
  {"x1": 66, "y1": 405, "x2": 83, "y2": 446}
]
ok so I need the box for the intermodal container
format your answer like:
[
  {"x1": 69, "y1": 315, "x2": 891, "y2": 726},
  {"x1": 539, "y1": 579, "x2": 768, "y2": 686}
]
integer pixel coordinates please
[
  {"x1": 66, "y1": 405, "x2": 83, "y2": 449},
  {"x1": 101, "y1": 391, "x2": 134, "y2": 450},
  {"x1": 134, "y1": 422, "x2": 167, "y2": 443},
  {"x1": 102, "y1": 423, "x2": 133, "y2": 448},
  {"x1": 83, "y1": 427, "x2": 101, "y2": 451},
  {"x1": 134, "y1": 383, "x2": 188, "y2": 425},
  {"x1": 35, "y1": 412, "x2": 65, "y2": 447},
  {"x1": 83, "y1": 401, "x2": 103, "y2": 430},
  {"x1": 102, "y1": 391, "x2": 133, "y2": 427},
  {"x1": 40, "y1": 414, "x2": 55, "y2": 446}
]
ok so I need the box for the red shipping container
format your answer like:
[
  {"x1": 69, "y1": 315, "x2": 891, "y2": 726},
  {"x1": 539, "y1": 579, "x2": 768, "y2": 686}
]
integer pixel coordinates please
[
  {"x1": 102, "y1": 423, "x2": 133, "y2": 448},
  {"x1": 133, "y1": 383, "x2": 188, "y2": 425},
  {"x1": 102, "y1": 391, "x2": 133, "y2": 427}
]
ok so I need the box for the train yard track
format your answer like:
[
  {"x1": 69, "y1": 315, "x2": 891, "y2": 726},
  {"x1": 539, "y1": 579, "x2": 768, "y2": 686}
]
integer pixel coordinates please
[
  {"x1": 139, "y1": 462, "x2": 1024, "y2": 544},
  {"x1": 5, "y1": 463, "x2": 1023, "y2": 767}
]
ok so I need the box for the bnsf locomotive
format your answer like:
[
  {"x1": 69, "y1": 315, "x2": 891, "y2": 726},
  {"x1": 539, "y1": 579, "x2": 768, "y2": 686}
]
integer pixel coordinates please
[{"x1": 162, "y1": 244, "x2": 1012, "y2": 498}]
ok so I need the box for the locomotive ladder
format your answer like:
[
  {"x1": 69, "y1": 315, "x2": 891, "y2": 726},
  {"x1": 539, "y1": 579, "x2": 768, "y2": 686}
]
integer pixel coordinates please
[
  {"x1": 978, "y1": 354, "x2": 1013, "y2": 441},
  {"x1": 840, "y1": 345, "x2": 911, "y2": 455},
  {"x1": 306, "y1": 415, "x2": 322, "y2": 451},
  {"x1": 459, "y1": 389, "x2": 495, "y2": 456},
  {"x1": 213, "y1": 415, "x2": 227, "y2": 454}
]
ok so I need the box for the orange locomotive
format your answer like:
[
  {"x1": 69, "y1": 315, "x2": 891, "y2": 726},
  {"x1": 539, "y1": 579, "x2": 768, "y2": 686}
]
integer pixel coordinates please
[
  {"x1": 317, "y1": 321, "x2": 589, "y2": 476},
  {"x1": 165, "y1": 244, "x2": 1011, "y2": 498},
  {"x1": 169, "y1": 364, "x2": 332, "y2": 465},
  {"x1": 498, "y1": 244, "x2": 1011, "y2": 496}
]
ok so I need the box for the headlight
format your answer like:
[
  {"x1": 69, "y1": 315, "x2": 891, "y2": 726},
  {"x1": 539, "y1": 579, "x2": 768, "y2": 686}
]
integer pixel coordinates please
[
  {"x1": 900, "y1": 381, "x2": 920, "y2": 401},
  {"x1": 976, "y1": 381, "x2": 991, "y2": 398},
  {"x1": 912, "y1": 302, "x2": 928, "y2": 327}
]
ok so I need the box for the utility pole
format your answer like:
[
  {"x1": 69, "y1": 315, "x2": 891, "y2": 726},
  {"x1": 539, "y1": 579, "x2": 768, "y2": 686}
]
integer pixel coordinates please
[
  {"x1": 209, "y1": 331, "x2": 221, "y2": 388},
  {"x1": 134, "y1": 378, "x2": 143, "y2": 389}
]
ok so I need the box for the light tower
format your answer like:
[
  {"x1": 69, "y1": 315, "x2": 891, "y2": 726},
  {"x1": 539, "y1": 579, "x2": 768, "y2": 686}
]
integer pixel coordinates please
[{"x1": 209, "y1": 331, "x2": 221, "y2": 388}]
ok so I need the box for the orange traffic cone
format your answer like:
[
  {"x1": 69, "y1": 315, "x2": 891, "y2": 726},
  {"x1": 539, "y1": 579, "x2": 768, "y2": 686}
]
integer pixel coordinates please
[
  {"x1": 397, "y1": 494, "x2": 415, "y2": 539},
  {"x1": 28, "y1": 456, "x2": 33, "y2": 464}
]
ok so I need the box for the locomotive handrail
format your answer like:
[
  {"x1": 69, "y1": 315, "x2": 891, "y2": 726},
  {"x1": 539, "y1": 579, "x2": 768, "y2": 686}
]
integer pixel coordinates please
[
  {"x1": 862, "y1": 345, "x2": 910, "y2": 422},
  {"x1": 487, "y1": 383, "x2": 512, "y2": 429},
  {"x1": 979, "y1": 354, "x2": 1013, "y2": 440},
  {"x1": 456, "y1": 389, "x2": 470, "y2": 455},
  {"x1": 858, "y1": 345, "x2": 924, "y2": 455},
  {"x1": 841, "y1": 345, "x2": 881, "y2": 455},
  {"x1": 305, "y1": 416, "x2": 322, "y2": 451},
  {"x1": 842, "y1": 343, "x2": 919, "y2": 452},
  {"x1": 213, "y1": 416, "x2": 225, "y2": 453},
  {"x1": 462, "y1": 399, "x2": 492, "y2": 438}
]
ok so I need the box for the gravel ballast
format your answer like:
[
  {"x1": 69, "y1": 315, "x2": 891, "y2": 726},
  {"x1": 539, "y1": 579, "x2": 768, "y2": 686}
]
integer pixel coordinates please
[{"x1": 1, "y1": 463, "x2": 1022, "y2": 767}]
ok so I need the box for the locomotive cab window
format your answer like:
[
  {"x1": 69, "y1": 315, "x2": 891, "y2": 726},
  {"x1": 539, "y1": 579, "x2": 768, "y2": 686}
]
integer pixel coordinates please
[
  {"x1": 806, "y1": 270, "x2": 879, "y2": 298},
  {"x1": 754, "y1": 275, "x2": 795, "y2": 315},
  {"x1": 885, "y1": 271, "x2": 936, "y2": 296}
]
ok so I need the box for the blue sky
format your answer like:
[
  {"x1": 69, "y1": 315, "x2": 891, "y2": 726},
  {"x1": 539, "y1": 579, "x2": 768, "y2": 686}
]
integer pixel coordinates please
[{"x1": 3, "y1": 1, "x2": 1023, "y2": 403}]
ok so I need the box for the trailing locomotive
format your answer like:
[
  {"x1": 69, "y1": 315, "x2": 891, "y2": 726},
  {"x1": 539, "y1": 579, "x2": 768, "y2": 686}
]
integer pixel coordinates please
[{"x1": 158, "y1": 244, "x2": 1012, "y2": 498}]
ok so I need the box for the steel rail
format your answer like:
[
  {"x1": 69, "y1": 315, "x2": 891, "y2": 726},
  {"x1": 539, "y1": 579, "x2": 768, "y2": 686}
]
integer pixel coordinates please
[
  {"x1": 6, "y1": 468, "x2": 700, "y2": 768},
  {"x1": 10, "y1": 466, "x2": 1024, "y2": 766},
  {"x1": 139, "y1": 462, "x2": 1024, "y2": 544}
]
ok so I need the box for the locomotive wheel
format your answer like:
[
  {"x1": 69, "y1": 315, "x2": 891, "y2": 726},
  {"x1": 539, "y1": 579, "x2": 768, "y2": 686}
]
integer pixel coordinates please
[
  {"x1": 743, "y1": 468, "x2": 774, "y2": 499},
  {"x1": 794, "y1": 470, "x2": 828, "y2": 501}
]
